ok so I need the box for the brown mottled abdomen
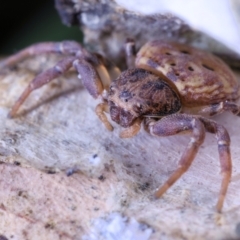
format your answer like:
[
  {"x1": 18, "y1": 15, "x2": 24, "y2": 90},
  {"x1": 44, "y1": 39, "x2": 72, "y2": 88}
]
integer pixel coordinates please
[{"x1": 136, "y1": 40, "x2": 240, "y2": 106}]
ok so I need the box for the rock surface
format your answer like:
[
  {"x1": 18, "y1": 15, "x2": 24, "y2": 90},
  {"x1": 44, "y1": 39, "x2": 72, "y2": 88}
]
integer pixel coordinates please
[{"x1": 0, "y1": 53, "x2": 240, "y2": 239}]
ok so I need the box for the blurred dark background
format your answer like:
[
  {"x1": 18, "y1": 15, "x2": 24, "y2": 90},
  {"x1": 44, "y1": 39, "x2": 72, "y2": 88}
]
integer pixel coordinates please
[{"x1": 0, "y1": 0, "x2": 82, "y2": 55}]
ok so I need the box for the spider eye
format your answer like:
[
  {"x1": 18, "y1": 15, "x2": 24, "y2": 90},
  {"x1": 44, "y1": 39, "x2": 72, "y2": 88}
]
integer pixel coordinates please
[{"x1": 119, "y1": 90, "x2": 132, "y2": 102}]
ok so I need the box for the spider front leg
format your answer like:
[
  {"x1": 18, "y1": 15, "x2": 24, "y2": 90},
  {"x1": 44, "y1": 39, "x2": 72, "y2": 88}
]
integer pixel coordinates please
[
  {"x1": 8, "y1": 56, "x2": 77, "y2": 118},
  {"x1": 145, "y1": 114, "x2": 232, "y2": 212},
  {"x1": 8, "y1": 56, "x2": 109, "y2": 117},
  {"x1": 73, "y1": 58, "x2": 115, "y2": 131},
  {"x1": 6, "y1": 48, "x2": 116, "y2": 133},
  {"x1": 0, "y1": 41, "x2": 87, "y2": 68},
  {"x1": 144, "y1": 114, "x2": 205, "y2": 202}
]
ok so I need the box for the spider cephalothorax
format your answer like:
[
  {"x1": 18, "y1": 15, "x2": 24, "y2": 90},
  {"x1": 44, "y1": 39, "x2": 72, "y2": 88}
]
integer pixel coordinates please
[
  {"x1": 108, "y1": 68, "x2": 181, "y2": 128},
  {"x1": 0, "y1": 39, "x2": 239, "y2": 212}
]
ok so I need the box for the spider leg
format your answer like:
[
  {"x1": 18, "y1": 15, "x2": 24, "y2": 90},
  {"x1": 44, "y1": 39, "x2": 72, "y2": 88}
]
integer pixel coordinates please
[
  {"x1": 73, "y1": 58, "x2": 105, "y2": 99},
  {"x1": 4, "y1": 41, "x2": 121, "y2": 128},
  {"x1": 73, "y1": 51, "x2": 122, "y2": 131},
  {"x1": 125, "y1": 38, "x2": 136, "y2": 68},
  {"x1": 200, "y1": 100, "x2": 240, "y2": 116},
  {"x1": 95, "y1": 103, "x2": 113, "y2": 131},
  {"x1": 145, "y1": 113, "x2": 232, "y2": 212},
  {"x1": 0, "y1": 41, "x2": 88, "y2": 68},
  {"x1": 120, "y1": 118, "x2": 142, "y2": 138},
  {"x1": 144, "y1": 114, "x2": 205, "y2": 200},
  {"x1": 199, "y1": 117, "x2": 231, "y2": 212},
  {"x1": 94, "y1": 53, "x2": 121, "y2": 80},
  {"x1": 73, "y1": 58, "x2": 117, "y2": 131},
  {"x1": 8, "y1": 56, "x2": 77, "y2": 118}
]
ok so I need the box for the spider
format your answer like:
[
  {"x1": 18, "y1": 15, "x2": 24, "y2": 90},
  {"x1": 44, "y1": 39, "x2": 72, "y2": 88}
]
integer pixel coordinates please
[{"x1": 0, "y1": 39, "x2": 239, "y2": 212}]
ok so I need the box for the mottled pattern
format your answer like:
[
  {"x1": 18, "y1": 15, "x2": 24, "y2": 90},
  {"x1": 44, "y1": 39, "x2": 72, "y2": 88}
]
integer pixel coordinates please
[
  {"x1": 108, "y1": 68, "x2": 181, "y2": 125},
  {"x1": 136, "y1": 40, "x2": 240, "y2": 106}
]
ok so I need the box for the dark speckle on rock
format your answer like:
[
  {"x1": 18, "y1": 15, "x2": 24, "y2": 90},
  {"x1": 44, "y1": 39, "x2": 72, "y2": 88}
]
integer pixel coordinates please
[{"x1": 0, "y1": 235, "x2": 8, "y2": 240}]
